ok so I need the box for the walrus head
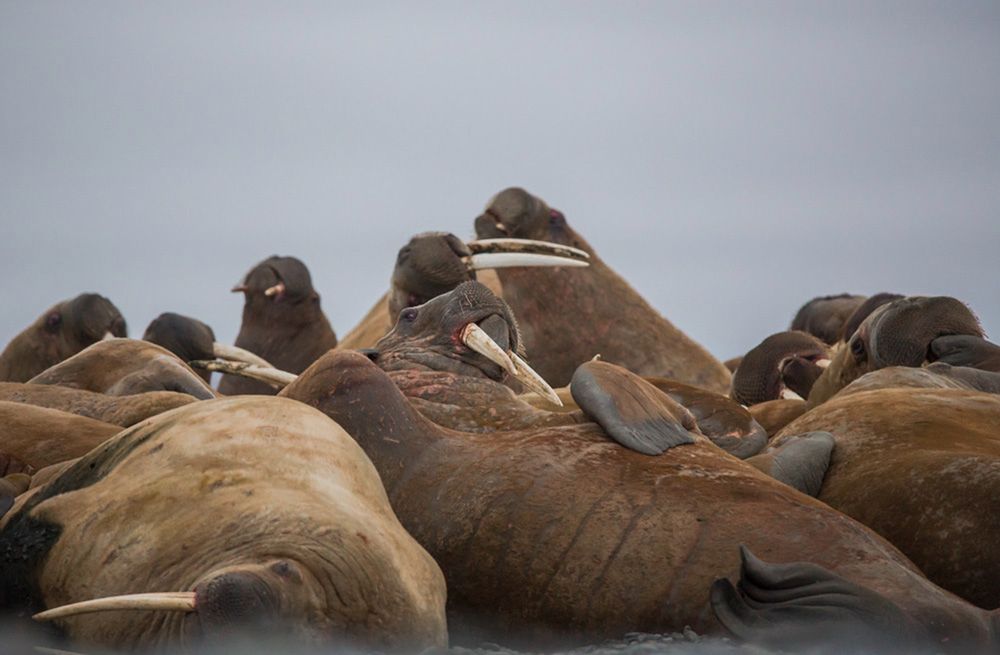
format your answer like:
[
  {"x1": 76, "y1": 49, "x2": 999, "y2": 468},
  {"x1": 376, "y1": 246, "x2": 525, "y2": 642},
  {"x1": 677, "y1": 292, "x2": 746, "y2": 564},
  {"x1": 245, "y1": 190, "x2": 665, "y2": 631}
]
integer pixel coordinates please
[
  {"x1": 474, "y1": 187, "x2": 591, "y2": 253},
  {"x1": 0, "y1": 293, "x2": 127, "y2": 382},
  {"x1": 143, "y1": 313, "x2": 216, "y2": 383},
  {"x1": 731, "y1": 331, "x2": 831, "y2": 406},
  {"x1": 231, "y1": 256, "x2": 321, "y2": 326},
  {"x1": 839, "y1": 292, "x2": 904, "y2": 342},
  {"x1": 390, "y1": 232, "x2": 477, "y2": 316},
  {"x1": 789, "y1": 294, "x2": 867, "y2": 345}
]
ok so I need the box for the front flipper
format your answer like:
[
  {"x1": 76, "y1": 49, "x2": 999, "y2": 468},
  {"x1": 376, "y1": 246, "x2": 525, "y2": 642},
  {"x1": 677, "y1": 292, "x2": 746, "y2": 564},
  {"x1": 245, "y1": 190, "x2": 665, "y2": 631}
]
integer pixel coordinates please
[
  {"x1": 570, "y1": 361, "x2": 697, "y2": 455},
  {"x1": 711, "y1": 546, "x2": 929, "y2": 651},
  {"x1": 746, "y1": 431, "x2": 834, "y2": 497}
]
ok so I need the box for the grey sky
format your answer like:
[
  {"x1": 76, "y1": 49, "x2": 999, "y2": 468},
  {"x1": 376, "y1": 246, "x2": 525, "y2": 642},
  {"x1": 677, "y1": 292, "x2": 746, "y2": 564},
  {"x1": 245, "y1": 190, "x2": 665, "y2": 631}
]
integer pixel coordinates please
[{"x1": 2, "y1": 1, "x2": 998, "y2": 362}]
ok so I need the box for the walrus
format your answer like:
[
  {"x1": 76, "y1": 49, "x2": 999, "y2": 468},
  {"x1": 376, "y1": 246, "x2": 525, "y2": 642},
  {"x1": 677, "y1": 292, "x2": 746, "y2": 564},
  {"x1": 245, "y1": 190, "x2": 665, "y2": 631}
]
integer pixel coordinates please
[
  {"x1": 338, "y1": 232, "x2": 587, "y2": 350},
  {"x1": 28, "y1": 339, "x2": 215, "y2": 400},
  {"x1": 0, "y1": 396, "x2": 447, "y2": 652},
  {"x1": 281, "y1": 350, "x2": 998, "y2": 652},
  {"x1": 0, "y1": 401, "x2": 121, "y2": 470},
  {"x1": 729, "y1": 331, "x2": 831, "y2": 405},
  {"x1": 219, "y1": 256, "x2": 339, "y2": 395},
  {"x1": 142, "y1": 313, "x2": 217, "y2": 384},
  {"x1": 0, "y1": 382, "x2": 196, "y2": 427},
  {"x1": 0, "y1": 293, "x2": 127, "y2": 383},
  {"x1": 473, "y1": 187, "x2": 731, "y2": 392},
  {"x1": 773, "y1": 387, "x2": 1000, "y2": 610},
  {"x1": 807, "y1": 295, "x2": 984, "y2": 406},
  {"x1": 789, "y1": 293, "x2": 867, "y2": 345},
  {"x1": 839, "y1": 291, "x2": 904, "y2": 341}
]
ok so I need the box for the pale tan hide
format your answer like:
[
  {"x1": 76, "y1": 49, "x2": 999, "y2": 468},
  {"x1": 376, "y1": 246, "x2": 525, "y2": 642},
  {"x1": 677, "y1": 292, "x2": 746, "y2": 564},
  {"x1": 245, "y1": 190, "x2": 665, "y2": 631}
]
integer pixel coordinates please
[
  {"x1": 0, "y1": 382, "x2": 196, "y2": 426},
  {"x1": 0, "y1": 401, "x2": 120, "y2": 470}
]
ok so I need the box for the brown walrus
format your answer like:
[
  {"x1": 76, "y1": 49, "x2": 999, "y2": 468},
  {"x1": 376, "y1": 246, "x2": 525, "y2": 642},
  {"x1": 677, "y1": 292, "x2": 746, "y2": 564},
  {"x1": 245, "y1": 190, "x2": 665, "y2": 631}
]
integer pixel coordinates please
[
  {"x1": 729, "y1": 331, "x2": 831, "y2": 405},
  {"x1": 142, "y1": 312, "x2": 218, "y2": 384},
  {"x1": 0, "y1": 401, "x2": 121, "y2": 470},
  {"x1": 789, "y1": 293, "x2": 867, "y2": 345},
  {"x1": 0, "y1": 293, "x2": 127, "y2": 383},
  {"x1": 220, "y1": 255, "x2": 338, "y2": 395},
  {"x1": 773, "y1": 386, "x2": 1000, "y2": 609},
  {"x1": 473, "y1": 187, "x2": 731, "y2": 392},
  {"x1": 0, "y1": 396, "x2": 447, "y2": 652},
  {"x1": 282, "y1": 350, "x2": 998, "y2": 652},
  {"x1": 0, "y1": 382, "x2": 196, "y2": 427},
  {"x1": 28, "y1": 339, "x2": 215, "y2": 400}
]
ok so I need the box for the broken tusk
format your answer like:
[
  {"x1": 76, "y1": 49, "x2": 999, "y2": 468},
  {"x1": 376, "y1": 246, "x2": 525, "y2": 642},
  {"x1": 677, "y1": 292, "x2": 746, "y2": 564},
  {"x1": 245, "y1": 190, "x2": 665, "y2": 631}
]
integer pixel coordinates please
[
  {"x1": 460, "y1": 323, "x2": 516, "y2": 375},
  {"x1": 464, "y1": 253, "x2": 589, "y2": 270},
  {"x1": 212, "y1": 342, "x2": 275, "y2": 369},
  {"x1": 101, "y1": 332, "x2": 116, "y2": 341},
  {"x1": 33, "y1": 592, "x2": 196, "y2": 622},
  {"x1": 465, "y1": 238, "x2": 589, "y2": 261},
  {"x1": 189, "y1": 359, "x2": 297, "y2": 389},
  {"x1": 779, "y1": 388, "x2": 805, "y2": 401},
  {"x1": 264, "y1": 282, "x2": 286, "y2": 297},
  {"x1": 510, "y1": 352, "x2": 563, "y2": 407}
]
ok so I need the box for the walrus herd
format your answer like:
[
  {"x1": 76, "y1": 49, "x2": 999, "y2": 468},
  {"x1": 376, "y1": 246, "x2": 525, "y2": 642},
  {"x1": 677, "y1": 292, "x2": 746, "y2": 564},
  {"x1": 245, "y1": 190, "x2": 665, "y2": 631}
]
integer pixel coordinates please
[{"x1": 1, "y1": 186, "x2": 998, "y2": 654}]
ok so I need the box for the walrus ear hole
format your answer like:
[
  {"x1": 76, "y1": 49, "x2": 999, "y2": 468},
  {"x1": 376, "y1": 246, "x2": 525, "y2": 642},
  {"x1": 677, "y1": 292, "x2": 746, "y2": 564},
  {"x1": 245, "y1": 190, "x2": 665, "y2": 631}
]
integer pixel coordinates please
[{"x1": 45, "y1": 312, "x2": 62, "y2": 331}]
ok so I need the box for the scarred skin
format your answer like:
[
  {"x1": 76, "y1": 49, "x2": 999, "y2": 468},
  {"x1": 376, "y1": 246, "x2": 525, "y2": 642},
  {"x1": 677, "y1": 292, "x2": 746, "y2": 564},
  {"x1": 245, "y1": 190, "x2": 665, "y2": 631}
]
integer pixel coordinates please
[
  {"x1": 0, "y1": 401, "x2": 121, "y2": 470},
  {"x1": 284, "y1": 350, "x2": 998, "y2": 651},
  {"x1": 775, "y1": 387, "x2": 1000, "y2": 609},
  {"x1": 220, "y1": 256, "x2": 338, "y2": 395},
  {"x1": 0, "y1": 382, "x2": 196, "y2": 427},
  {"x1": 474, "y1": 188, "x2": 731, "y2": 392},
  {"x1": 28, "y1": 339, "x2": 214, "y2": 400},
  {"x1": 0, "y1": 294, "x2": 127, "y2": 383},
  {"x1": 0, "y1": 397, "x2": 447, "y2": 652}
]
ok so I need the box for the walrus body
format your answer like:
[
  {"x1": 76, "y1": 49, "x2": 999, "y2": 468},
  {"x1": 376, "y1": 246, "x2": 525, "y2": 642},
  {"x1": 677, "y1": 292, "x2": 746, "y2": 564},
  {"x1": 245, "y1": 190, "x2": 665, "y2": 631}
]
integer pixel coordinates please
[
  {"x1": 775, "y1": 387, "x2": 1000, "y2": 609},
  {"x1": 0, "y1": 396, "x2": 446, "y2": 652},
  {"x1": 0, "y1": 294, "x2": 127, "y2": 383},
  {"x1": 474, "y1": 188, "x2": 730, "y2": 392},
  {"x1": 285, "y1": 351, "x2": 997, "y2": 651},
  {"x1": 0, "y1": 401, "x2": 121, "y2": 470},
  {"x1": 28, "y1": 339, "x2": 214, "y2": 400},
  {"x1": 0, "y1": 382, "x2": 196, "y2": 427}
]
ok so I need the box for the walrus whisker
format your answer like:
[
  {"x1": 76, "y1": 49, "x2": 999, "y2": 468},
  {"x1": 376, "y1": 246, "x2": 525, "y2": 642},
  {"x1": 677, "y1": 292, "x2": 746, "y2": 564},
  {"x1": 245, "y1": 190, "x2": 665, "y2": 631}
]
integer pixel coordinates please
[
  {"x1": 465, "y1": 237, "x2": 590, "y2": 261},
  {"x1": 464, "y1": 252, "x2": 589, "y2": 271},
  {"x1": 511, "y1": 352, "x2": 563, "y2": 407},
  {"x1": 460, "y1": 323, "x2": 516, "y2": 375},
  {"x1": 190, "y1": 359, "x2": 296, "y2": 389},
  {"x1": 33, "y1": 592, "x2": 196, "y2": 621},
  {"x1": 211, "y1": 342, "x2": 275, "y2": 369}
]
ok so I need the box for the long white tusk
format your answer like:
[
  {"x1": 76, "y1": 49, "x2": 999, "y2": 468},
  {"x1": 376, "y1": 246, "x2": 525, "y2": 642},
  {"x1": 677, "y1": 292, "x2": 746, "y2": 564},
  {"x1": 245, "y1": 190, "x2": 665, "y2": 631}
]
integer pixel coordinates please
[
  {"x1": 102, "y1": 332, "x2": 116, "y2": 341},
  {"x1": 189, "y1": 359, "x2": 297, "y2": 389},
  {"x1": 33, "y1": 592, "x2": 196, "y2": 622},
  {"x1": 815, "y1": 358, "x2": 832, "y2": 369},
  {"x1": 461, "y1": 323, "x2": 515, "y2": 375},
  {"x1": 510, "y1": 352, "x2": 563, "y2": 407},
  {"x1": 779, "y1": 388, "x2": 805, "y2": 401},
  {"x1": 264, "y1": 282, "x2": 285, "y2": 297},
  {"x1": 212, "y1": 342, "x2": 275, "y2": 368},
  {"x1": 466, "y1": 238, "x2": 589, "y2": 261},
  {"x1": 464, "y1": 253, "x2": 589, "y2": 270}
]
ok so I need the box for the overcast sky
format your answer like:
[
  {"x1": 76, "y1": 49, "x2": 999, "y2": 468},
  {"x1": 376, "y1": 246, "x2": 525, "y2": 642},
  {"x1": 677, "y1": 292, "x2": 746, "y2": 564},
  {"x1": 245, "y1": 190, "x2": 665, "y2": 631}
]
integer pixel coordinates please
[{"x1": 2, "y1": 1, "x2": 998, "y2": 362}]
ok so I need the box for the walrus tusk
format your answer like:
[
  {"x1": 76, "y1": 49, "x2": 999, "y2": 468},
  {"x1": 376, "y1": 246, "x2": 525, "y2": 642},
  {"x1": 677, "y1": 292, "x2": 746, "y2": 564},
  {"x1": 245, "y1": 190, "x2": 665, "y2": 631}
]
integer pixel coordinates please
[
  {"x1": 264, "y1": 282, "x2": 286, "y2": 297},
  {"x1": 212, "y1": 342, "x2": 275, "y2": 368},
  {"x1": 101, "y1": 332, "x2": 116, "y2": 341},
  {"x1": 816, "y1": 358, "x2": 832, "y2": 369},
  {"x1": 779, "y1": 388, "x2": 805, "y2": 401},
  {"x1": 34, "y1": 646, "x2": 90, "y2": 655},
  {"x1": 190, "y1": 359, "x2": 296, "y2": 389},
  {"x1": 464, "y1": 253, "x2": 589, "y2": 270},
  {"x1": 33, "y1": 592, "x2": 196, "y2": 622},
  {"x1": 461, "y1": 323, "x2": 516, "y2": 375},
  {"x1": 465, "y1": 238, "x2": 590, "y2": 261},
  {"x1": 511, "y1": 352, "x2": 563, "y2": 407}
]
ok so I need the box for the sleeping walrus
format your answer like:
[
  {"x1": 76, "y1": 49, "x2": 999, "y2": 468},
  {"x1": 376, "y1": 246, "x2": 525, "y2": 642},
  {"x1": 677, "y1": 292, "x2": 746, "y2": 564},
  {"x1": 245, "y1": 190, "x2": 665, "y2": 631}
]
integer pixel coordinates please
[{"x1": 0, "y1": 396, "x2": 446, "y2": 652}]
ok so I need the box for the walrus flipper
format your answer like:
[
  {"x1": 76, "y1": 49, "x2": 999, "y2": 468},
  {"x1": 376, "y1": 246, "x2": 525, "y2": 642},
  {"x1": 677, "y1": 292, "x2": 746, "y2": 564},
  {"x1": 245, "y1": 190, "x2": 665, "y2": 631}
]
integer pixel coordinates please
[
  {"x1": 746, "y1": 431, "x2": 834, "y2": 497},
  {"x1": 711, "y1": 546, "x2": 928, "y2": 651},
  {"x1": 570, "y1": 361, "x2": 696, "y2": 455}
]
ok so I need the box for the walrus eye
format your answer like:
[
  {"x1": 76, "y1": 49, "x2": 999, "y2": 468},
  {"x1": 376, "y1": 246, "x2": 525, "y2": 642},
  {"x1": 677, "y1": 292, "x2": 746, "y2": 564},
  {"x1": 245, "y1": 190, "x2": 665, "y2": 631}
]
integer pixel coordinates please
[
  {"x1": 45, "y1": 312, "x2": 62, "y2": 330},
  {"x1": 549, "y1": 209, "x2": 565, "y2": 225},
  {"x1": 402, "y1": 308, "x2": 418, "y2": 323},
  {"x1": 850, "y1": 337, "x2": 866, "y2": 362}
]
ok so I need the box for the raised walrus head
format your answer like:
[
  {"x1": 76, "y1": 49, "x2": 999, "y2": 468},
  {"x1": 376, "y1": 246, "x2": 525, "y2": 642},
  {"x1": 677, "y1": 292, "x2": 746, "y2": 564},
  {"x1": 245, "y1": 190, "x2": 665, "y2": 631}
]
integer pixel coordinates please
[
  {"x1": 0, "y1": 293, "x2": 127, "y2": 383},
  {"x1": 0, "y1": 396, "x2": 447, "y2": 651},
  {"x1": 222, "y1": 255, "x2": 338, "y2": 395},
  {"x1": 730, "y1": 331, "x2": 831, "y2": 406},
  {"x1": 789, "y1": 294, "x2": 867, "y2": 345},
  {"x1": 474, "y1": 187, "x2": 591, "y2": 253},
  {"x1": 390, "y1": 232, "x2": 478, "y2": 317},
  {"x1": 143, "y1": 313, "x2": 217, "y2": 383}
]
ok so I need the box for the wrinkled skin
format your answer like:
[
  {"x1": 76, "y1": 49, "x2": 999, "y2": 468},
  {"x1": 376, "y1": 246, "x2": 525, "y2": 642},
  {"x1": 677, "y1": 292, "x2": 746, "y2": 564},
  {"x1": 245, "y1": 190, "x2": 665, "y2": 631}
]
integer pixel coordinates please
[
  {"x1": 0, "y1": 382, "x2": 196, "y2": 427},
  {"x1": 839, "y1": 292, "x2": 903, "y2": 342},
  {"x1": 220, "y1": 256, "x2": 338, "y2": 395},
  {"x1": 283, "y1": 350, "x2": 998, "y2": 652},
  {"x1": 0, "y1": 401, "x2": 121, "y2": 470},
  {"x1": 808, "y1": 296, "x2": 984, "y2": 406},
  {"x1": 776, "y1": 387, "x2": 1000, "y2": 609},
  {"x1": 143, "y1": 312, "x2": 216, "y2": 383},
  {"x1": 730, "y1": 331, "x2": 830, "y2": 406},
  {"x1": 789, "y1": 294, "x2": 867, "y2": 345},
  {"x1": 0, "y1": 294, "x2": 127, "y2": 383},
  {"x1": 28, "y1": 339, "x2": 214, "y2": 400},
  {"x1": 0, "y1": 397, "x2": 447, "y2": 652},
  {"x1": 930, "y1": 335, "x2": 1000, "y2": 372},
  {"x1": 474, "y1": 187, "x2": 730, "y2": 391}
]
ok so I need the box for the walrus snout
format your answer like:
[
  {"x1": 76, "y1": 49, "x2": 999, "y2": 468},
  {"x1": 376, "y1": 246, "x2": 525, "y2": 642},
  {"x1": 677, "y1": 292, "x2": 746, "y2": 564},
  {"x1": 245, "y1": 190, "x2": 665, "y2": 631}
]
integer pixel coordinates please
[
  {"x1": 865, "y1": 296, "x2": 982, "y2": 370},
  {"x1": 191, "y1": 568, "x2": 284, "y2": 638}
]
